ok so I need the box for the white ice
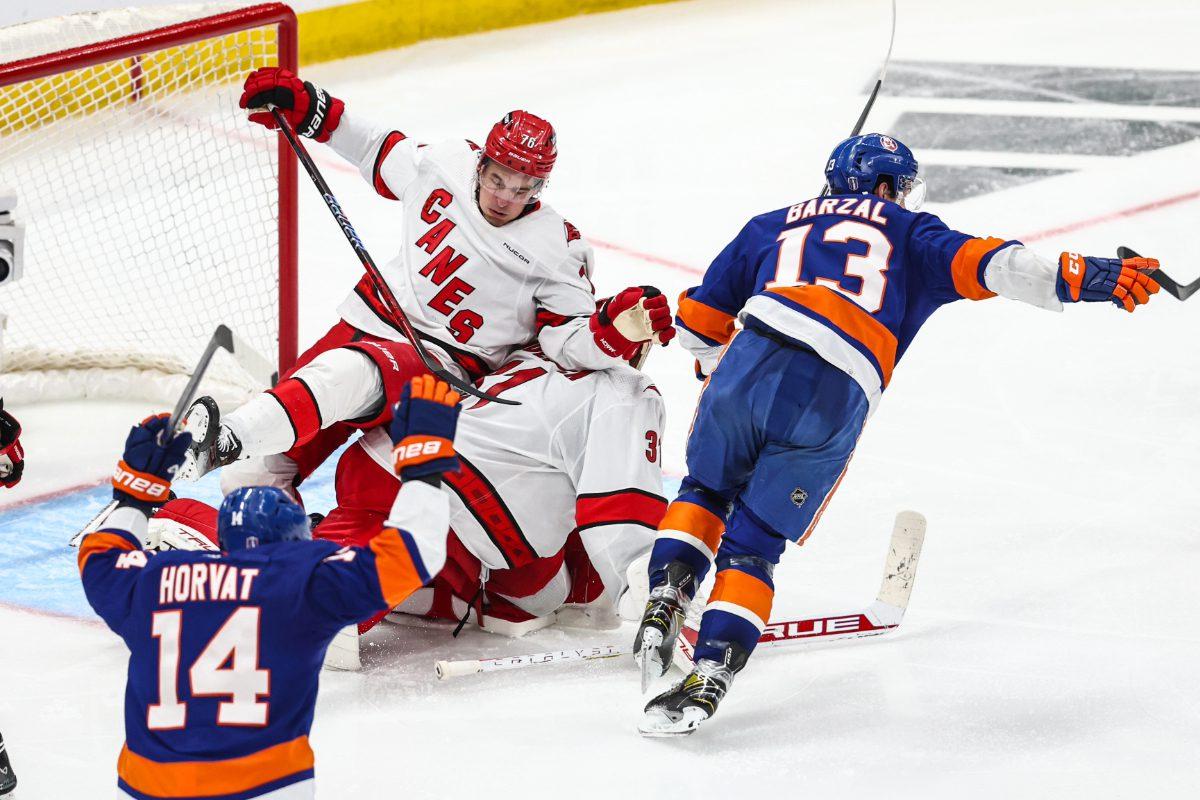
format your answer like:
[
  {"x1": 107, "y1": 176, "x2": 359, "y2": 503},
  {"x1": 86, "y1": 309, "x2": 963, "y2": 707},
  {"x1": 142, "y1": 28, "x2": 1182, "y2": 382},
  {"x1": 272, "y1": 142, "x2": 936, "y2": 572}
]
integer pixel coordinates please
[{"x1": 2, "y1": 0, "x2": 1199, "y2": 797}]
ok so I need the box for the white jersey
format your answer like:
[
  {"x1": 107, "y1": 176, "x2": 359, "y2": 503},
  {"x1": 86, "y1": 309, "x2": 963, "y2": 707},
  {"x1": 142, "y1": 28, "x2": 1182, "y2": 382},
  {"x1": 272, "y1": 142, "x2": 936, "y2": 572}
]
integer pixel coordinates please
[
  {"x1": 360, "y1": 350, "x2": 667, "y2": 606},
  {"x1": 327, "y1": 111, "x2": 614, "y2": 378}
]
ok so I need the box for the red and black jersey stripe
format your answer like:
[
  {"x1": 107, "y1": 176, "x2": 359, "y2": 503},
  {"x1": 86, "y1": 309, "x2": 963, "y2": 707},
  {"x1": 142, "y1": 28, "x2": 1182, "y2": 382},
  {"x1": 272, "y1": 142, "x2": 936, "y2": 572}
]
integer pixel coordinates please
[
  {"x1": 371, "y1": 131, "x2": 408, "y2": 200},
  {"x1": 576, "y1": 487, "x2": 667, "y2": 532},
  {"x1": 443, "y1": 453, "x2": 539, "y2": 569}
]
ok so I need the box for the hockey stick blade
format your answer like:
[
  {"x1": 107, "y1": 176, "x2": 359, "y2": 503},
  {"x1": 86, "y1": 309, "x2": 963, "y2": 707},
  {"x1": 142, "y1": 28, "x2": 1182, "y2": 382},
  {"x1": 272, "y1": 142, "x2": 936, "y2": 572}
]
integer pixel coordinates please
[
  {"x1": 269, "y1": 108, "x2": 516, "y2": 405},
  {"x1": 1117, "y1": 246, "x2": 1199, "y2": 301},
  {"x1": 435, "y1": 510, "x2": 926, "y2": 680},
  {"x1": 73, "y1": 325, "x2": 239, "y2": 546},
  {"x1": 677, "y1": 509, "x2": 925, "y2": 660},
  {"x1": 166, "y1": 324, "x2": 234, "y2": 435}
]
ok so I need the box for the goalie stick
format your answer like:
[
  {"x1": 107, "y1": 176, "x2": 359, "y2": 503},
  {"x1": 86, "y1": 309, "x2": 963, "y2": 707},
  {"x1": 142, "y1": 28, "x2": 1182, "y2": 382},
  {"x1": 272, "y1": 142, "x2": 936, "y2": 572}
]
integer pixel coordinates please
[
  {"x1": 434, "y1": 510, "x2": 925, "y2": 681},
  {"x1": 268, "y1": 108, "x2": 515, "y2": 406},
  {"x1": 1117, "y1": 246, "x2": 1199, "y2": 301}
]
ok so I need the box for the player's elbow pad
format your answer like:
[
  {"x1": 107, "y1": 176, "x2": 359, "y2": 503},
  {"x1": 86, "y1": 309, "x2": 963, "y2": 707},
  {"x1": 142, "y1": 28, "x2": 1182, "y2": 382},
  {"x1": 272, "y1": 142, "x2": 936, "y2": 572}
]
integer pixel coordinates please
[{"x1": 983, "y1": 245, "x2": 1064, "y2": 312}]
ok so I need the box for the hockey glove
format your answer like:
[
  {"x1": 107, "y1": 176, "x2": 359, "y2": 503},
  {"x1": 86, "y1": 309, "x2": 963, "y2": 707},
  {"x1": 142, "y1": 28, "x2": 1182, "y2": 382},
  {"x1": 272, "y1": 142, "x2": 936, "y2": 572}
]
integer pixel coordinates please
[
  {"x1": 590, "y1": 286, "x2": 677, "y2": 361},
  {"x1": 239, "y1": 67, "x2": 345, "y2": 143},
  {"x1": 0, "y1": 399, "x2": 24, "y2": 488},
  {"x1": 113, "y1": 414, "x2": 192, "y2": 513},
  {"x1": 390, "y1": 376, "x2": 462, "y2": 484},
  {"x1": 1057, "y1": 252, "x2": 1160, "y2": 313}
]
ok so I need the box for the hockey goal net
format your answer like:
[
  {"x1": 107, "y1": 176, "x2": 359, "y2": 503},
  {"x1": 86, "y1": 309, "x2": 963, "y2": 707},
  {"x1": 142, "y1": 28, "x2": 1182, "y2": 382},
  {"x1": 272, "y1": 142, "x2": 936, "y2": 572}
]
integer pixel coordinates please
[{"x1": 0, "y1": 2, "x2": 297, "y2": 405}]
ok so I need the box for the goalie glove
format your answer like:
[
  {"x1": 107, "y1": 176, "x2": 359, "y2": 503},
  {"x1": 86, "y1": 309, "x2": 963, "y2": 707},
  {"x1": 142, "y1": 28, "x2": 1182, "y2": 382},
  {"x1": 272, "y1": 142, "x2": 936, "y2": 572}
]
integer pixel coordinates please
[
  {"x1": 1057, "y1": 252, "x2": 1160, "y2": 313},
  {"x1": 113, "y1": 414, "x2": 192, "y2": 513},
  {"x1": 389, "y1": 376, "x2": 462, "y2": 484},
  {"x1": 239, "y1": 67, "x2": 345, "y2": 143},
  {"x1": 0, "y1": 399, "x2": 24, "y2": 488},
  {"x1": 590, "y1": 286, "x2": 677, "y2": 362}
]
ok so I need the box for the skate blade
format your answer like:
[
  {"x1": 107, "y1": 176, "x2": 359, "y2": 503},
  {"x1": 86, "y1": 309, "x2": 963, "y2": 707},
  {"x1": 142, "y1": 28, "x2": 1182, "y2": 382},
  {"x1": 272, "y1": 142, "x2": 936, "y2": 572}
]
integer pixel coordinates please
[
  {"x1": 636, "y1": 629, "x2": 665, "y2": 694},
  {"x1": 637, "y1": 706, "x2": 705, "y2": 737}
]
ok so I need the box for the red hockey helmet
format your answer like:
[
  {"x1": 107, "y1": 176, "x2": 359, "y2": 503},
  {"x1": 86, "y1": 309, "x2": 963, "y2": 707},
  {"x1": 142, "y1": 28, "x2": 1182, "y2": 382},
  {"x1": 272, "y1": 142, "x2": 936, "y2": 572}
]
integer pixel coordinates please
[{"x1": 484, "y1": 110, "x2": 557, "y2": 179}]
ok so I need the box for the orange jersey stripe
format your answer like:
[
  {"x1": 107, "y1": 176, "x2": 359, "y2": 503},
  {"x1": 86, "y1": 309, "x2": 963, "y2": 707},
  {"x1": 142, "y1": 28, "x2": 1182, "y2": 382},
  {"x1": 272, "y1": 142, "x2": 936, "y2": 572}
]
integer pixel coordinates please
[
  {"x1": 117, "y1": 735, "x2": 314, "y2": 797},
  {"x1": 77, "y1": 531, "x2": 137, "y2": 573},
  {"x1": 659, "y1": 500, "x2": 726, "y2": 556},
  {"x1": 677, "y1": 292, "x2": 736, "y2": 345},
  {"x1": 765, "y1": 285, "x2": 899, "y2": 386},
  {"x1": 799, "y1": 457, "x2": 853, "y2": 545},
  {"x1": 369, "y1": 528, "x2": 427, "y2": 607},
  {"x1": 950, "y1": 237, "x2": 1004, "y2": 301},
  {"x1": 709, "y1": 569, "x2": 775, "y2": 626}
]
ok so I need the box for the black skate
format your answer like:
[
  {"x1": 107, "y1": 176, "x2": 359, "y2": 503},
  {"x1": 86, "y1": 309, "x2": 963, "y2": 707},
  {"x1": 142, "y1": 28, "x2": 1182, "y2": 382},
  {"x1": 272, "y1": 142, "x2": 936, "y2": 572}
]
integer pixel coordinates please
[
  {"x1": 633, "y1": 561, "x2": 695, "y2": 692},
  {"x1": 177, "y1": 396, "x2": 242, "y2": 482},
  {"x1": 638, "y1": 642, "x2": 748, "y2": 737},
  {"x1": 0, "y1": 732, "x2": 16, "y2": 797}
]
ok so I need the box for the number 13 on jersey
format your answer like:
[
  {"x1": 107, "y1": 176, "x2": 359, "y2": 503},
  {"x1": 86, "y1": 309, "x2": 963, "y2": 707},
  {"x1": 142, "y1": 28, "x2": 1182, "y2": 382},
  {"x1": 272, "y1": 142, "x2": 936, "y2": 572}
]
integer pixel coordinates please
[{"x1": 766, "y1": 220, "x2": 893, "y2": 314}]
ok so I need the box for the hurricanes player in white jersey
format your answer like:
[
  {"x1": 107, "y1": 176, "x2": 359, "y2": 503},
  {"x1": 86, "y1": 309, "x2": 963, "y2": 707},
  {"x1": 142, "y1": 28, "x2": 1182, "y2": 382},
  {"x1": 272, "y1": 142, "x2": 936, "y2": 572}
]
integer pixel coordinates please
[
  {"x1": 302, "y1": 346, "x2": 667, "y2": 659},
  {"x1": 182, "y1": 68, "x2": 674, "y2": 491}
]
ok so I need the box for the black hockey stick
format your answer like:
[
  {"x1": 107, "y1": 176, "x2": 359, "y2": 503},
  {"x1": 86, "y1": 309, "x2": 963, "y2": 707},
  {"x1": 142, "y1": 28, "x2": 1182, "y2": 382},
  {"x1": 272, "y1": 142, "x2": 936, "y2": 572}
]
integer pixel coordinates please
[
  {"x1": 820, "y1": 0, "x2": 897, "y2": 196},
  {"x1": 1117, "y1": 246, "x2": 1199, "y2": 301},
  {"x1": 165, "y1": 324, "x2": 235, "y2": 435},
  {"x1": 849, "y1": 0, "x2": 897, "y2": 139},
  {"x1": 77, "y1": 324, "x2": 243, "y2": 546},
  {"x1": 269, "y1": 108, "x2": 516, "y2": 405}
]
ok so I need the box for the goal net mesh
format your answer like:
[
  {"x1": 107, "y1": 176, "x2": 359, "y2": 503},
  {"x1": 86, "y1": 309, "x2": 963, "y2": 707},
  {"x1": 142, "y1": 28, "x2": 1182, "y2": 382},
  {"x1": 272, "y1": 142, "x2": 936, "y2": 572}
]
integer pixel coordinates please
[{"x1": 0, "y1": 3, "x2": 294, "y2": 404}]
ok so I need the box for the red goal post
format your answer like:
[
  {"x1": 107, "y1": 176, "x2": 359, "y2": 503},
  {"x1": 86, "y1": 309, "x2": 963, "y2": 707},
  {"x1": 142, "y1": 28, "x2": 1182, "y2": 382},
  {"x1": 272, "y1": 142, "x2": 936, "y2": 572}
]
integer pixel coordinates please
[{"x1": 0, "y1": 3, "x2": 298, "y2": 404}]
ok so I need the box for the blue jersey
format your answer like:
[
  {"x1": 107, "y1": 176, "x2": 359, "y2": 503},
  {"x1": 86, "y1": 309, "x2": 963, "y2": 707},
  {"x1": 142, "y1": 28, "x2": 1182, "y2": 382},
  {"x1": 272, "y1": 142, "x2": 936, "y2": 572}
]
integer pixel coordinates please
[
  {"x1": 675, "y1": 194, "x2": 1016, "y2": 411},
  {"x1": 77, "y1": 493, "x2": 440, "y2": 800}
]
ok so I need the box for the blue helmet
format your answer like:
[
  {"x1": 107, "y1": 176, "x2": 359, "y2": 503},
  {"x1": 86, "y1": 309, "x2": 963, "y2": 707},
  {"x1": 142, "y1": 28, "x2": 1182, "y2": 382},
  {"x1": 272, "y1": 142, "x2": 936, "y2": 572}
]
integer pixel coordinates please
[
  {"x1": 217, "y1": 486, "x2": 311, "y2": 551},
  {"x1": 824, "y1": 133, "x2": 924, "y2": 208}
]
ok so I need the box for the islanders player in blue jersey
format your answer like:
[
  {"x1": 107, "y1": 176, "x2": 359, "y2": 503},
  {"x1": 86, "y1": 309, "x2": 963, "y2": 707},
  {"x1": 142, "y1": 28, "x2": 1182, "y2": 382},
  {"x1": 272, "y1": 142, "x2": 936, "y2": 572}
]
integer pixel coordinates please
[
  {"x1": 78, "y1": 375, "x2": 461, "y2": 798},
  {"x1": 633, "y1": 133, "x2": 1162, "y2": 736}
]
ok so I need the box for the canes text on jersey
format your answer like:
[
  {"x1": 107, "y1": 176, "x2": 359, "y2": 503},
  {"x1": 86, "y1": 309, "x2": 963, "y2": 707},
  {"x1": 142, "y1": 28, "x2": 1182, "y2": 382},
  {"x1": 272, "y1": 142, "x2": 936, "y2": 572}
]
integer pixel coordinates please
[{"x1": 416, "y1": 188, "x2": 484, "y2": 343}]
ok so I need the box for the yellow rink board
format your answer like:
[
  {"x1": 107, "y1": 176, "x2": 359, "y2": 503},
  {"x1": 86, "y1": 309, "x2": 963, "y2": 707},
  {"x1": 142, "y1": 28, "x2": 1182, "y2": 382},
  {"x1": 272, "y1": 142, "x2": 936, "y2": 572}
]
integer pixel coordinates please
[
  {"x1": 297, "y1": 0, "x2": 682, "y2": 65},
  {"x1": 2, "y1": 1, "x2": 677, "y2": 135}
]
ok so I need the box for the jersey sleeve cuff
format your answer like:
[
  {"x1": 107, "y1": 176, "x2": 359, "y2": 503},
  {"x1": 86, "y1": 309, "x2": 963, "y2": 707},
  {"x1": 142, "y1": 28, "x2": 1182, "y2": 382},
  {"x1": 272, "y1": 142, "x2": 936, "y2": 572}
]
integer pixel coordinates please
[{"x1": 950, "y1": 237, "x2": 1016, "y2": 300}]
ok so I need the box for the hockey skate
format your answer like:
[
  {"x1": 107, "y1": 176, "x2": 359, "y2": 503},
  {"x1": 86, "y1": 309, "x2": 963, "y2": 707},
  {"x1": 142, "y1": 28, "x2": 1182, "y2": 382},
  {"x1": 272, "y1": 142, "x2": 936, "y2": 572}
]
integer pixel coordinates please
[
  {"x1": 633, "y1": 561, "x2": 694, "y2": 692},
  {"x1": 638, "y1": 642, "x2": 747, "y2": 737},
  {"x1": 177, "y1": 396, "x2": 242, "y2": 481},
  {"x1": 0, "y1": 731, "x2": 16, "y2": 797}
]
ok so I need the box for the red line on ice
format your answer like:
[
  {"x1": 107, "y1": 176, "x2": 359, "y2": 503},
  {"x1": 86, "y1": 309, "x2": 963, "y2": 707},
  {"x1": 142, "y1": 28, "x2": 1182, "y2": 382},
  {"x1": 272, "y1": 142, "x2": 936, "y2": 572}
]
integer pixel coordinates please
[
  {"x1": 0, "y1": 477, "x2": 107, "y2": 511},
  {"x1": 588, "y1": 238, "x2": 703, "y2": 276},
  {"x1": 0, "y1": 600, "x2": 104, "y2": 628},
  {"x1": 1020, "y1": 188, "x2": 1200, "y2": 242}
]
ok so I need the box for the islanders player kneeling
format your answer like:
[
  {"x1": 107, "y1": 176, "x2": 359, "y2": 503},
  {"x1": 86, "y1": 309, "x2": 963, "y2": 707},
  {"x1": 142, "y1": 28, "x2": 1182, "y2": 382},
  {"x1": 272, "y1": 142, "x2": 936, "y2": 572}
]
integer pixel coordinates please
[
  {"x1": 77, "y1": 377, "x2": 461, "y2": 798},
  {"x1": 634, "y1": 133, "x2": 1162, "y2": 736}
]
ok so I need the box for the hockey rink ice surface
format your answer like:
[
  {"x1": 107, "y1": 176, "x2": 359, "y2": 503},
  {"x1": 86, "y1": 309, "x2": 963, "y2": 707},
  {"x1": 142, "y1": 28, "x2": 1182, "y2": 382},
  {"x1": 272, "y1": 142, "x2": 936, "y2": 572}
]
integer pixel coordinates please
[{"x1": 3, "y1": 0, "x2": 1200, "y2": 796}]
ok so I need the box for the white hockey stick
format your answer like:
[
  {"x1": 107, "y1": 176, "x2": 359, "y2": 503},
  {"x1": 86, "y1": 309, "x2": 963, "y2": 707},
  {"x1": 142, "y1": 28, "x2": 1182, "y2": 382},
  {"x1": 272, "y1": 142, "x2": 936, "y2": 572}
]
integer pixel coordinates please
[{"x1": 434, "y1": 511, "x2": 925, "y2": 681}]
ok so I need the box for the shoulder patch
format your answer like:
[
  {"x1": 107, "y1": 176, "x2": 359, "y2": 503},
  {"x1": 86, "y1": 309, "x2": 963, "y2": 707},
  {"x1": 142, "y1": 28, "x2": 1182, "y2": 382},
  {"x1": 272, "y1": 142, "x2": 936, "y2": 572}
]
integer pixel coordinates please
[{"x1": 564, "y1": 220, "x2": 582, "y2": 244}]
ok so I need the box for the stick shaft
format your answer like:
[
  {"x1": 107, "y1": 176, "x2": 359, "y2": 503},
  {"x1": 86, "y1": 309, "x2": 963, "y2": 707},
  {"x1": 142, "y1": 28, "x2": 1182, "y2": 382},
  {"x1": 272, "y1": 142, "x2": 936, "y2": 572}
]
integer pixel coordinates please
[
  {"x1": 269, "y1": 109, "x2": 516, "y2": 405},
  {"x1": 821, "y1": 0, "x2": 898, "y2": 195}
]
